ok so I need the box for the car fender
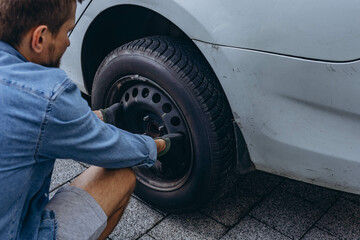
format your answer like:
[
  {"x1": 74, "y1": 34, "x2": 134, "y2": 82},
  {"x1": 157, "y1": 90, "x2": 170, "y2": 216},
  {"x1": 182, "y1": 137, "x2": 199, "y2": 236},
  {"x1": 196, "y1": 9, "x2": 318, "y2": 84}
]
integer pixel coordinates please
[
  {"x1": 63, "y1": 0, "x2": 360, "y2": 92},
  {"x1": 84, "y1": 0, "x2": 360, "y2": 62}
]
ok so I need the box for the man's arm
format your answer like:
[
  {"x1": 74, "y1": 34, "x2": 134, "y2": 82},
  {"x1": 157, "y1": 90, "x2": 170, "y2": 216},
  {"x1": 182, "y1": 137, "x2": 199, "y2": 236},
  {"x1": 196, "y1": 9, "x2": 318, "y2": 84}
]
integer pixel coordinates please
[
  {"x1": 92, "y1": 109, "x2": 166, "y2": 154},
  {"x1": 37, "y1": 82, "x2": 158, "y2": 168}
]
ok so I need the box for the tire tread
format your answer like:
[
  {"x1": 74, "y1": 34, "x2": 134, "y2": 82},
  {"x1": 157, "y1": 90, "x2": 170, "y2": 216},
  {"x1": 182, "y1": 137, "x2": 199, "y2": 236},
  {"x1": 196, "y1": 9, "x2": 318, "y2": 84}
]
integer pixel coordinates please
[{"x1": 96, "y1": 36, "x2": 236, "y2": 211}]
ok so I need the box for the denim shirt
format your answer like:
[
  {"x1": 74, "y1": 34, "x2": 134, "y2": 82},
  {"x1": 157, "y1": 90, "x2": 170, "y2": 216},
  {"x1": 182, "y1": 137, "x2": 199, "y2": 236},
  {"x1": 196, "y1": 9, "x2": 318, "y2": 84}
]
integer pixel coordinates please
[{"x1": 0, "y1": 41, "x2": 157, "y2": 239}]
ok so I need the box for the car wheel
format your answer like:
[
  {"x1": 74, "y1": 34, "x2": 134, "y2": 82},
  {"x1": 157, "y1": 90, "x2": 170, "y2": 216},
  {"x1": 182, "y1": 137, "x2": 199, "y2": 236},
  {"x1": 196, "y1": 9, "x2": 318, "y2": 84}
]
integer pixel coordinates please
[{"x1": 91, "y1": 36, "x2": 236, "y2": 212}]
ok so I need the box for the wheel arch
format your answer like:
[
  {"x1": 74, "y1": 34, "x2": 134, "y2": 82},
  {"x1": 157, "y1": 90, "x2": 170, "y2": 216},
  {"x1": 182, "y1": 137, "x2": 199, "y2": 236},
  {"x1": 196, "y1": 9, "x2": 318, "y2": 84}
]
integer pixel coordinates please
[
  {"x1": 80, "y1": 4, "x2": 252, "y2": 173},
  {"x1": 81, "y1": 5, "x2": 191, "y2": 94}
]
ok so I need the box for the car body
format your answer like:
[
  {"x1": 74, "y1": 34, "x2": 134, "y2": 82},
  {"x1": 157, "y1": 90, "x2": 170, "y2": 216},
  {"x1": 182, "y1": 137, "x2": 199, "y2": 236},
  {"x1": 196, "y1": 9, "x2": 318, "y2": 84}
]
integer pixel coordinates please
[{"x1": 61, "y1": 0, "x2": 360, "y2": 210}]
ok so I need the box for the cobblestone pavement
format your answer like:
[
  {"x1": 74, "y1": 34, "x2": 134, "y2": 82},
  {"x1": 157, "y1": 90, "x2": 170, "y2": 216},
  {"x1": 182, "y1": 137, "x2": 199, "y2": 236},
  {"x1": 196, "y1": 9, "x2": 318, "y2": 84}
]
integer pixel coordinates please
[{"x1": 50, "y1": 159, "x2": 360, "y2": 240}]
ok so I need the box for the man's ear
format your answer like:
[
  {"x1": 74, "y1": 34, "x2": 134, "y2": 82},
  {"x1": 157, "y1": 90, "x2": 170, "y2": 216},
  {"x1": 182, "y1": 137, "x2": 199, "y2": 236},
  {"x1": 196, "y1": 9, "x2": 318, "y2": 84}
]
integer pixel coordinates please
[{"x1": 31, "y1": 25, "x2": 48, "y2": 54}]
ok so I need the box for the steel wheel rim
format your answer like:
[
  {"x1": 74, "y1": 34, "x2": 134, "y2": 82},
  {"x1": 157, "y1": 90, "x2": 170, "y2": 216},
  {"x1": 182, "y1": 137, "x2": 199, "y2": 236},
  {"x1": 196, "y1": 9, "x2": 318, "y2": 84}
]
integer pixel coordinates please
[{"x1": 105, "y1": 75, "x2": 193, "y2": 191}]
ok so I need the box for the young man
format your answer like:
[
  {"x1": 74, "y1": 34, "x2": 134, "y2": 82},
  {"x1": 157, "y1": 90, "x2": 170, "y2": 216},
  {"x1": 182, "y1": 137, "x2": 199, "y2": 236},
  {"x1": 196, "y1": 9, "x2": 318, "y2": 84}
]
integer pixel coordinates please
[{"x1": 0, "y1": 0, "x2": 167, "y2": 239}]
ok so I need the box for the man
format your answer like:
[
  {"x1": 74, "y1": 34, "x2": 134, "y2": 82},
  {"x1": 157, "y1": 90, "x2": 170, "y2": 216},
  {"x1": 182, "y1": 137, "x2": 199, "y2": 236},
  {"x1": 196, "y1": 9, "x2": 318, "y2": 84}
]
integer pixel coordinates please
[{"x1": 0, "y1": 0, "x2": 169, "y2": 239}]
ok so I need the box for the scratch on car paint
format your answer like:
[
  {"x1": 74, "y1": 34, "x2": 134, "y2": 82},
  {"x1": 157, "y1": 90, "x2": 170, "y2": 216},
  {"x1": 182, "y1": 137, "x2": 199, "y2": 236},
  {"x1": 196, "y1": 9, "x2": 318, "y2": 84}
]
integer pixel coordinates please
[
  {"x1": 211, "y1": 44, "x2": 219, "y2": 50},
  {"x1": 233, "y1": 112, "x2": 240, "y2": 119},
  {"x1": 323, "y1": 168, "x2": 335, "y2": 177},
  {"x1": 343, "y1": 69, "x2": 353, "y2": 76},
  {"x1": 351, "y1": 67, "x2": 358, "y2": 73},
  {"x1": 262, "y1": 123, "x2": 277, "y2": 136},
  {"x1": 327, "y1": 65, "x2": 336, "y2": 72}
]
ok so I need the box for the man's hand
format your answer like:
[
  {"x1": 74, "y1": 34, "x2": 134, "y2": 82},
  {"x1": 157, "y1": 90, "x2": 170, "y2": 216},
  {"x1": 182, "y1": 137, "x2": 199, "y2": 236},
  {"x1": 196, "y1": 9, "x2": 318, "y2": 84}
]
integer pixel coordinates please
[
  {"x1": 154, "y1": 133, "x2": 183, "y2": 157},
  {"x1": 93, "y1": 110, "x2": 104, "y2": 121},
  {"x1": 154, "y1": 139, "x2": 167, "y2": 156},
  {"x1": 99, "y1": 103, "x2": 124, "y2": 125}
]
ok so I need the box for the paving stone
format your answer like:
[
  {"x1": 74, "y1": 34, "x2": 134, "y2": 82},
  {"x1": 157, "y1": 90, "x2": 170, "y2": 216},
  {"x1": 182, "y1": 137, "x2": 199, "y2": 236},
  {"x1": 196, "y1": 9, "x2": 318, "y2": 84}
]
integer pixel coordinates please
[
  {"x1": 49, "y1": 182, "x2": 70, "y2": 199},
  {"x1": 237, "y1": 171, "x2": 284, "y2": 197},
  {"x1": 279, "y1": 179, "x2": 341, "y2": 210},
  {"x1": 138, "y1": 234, "x2": 156, "y2": 240},
  {"x1": 148, "y1": 212, "x2": 228, "y2": 240},
  {"x1": 201, "y1": 186, "x2": 261, "y2": 227},
  {"x1": 250, "y1": 188, "x2": 323, "y2": 239},
  {"x1": 132, "y1": 195, "x2": 169, "y2": 216},
  {"x1": 50, "y1": 159, "x2": 86, "y2": 191},
  {"x1": 110, "y1": 197, "x2": 165, "y2": 240},
  {"x1": 316, "y1": 198, "x2": 360, "y2": 239},
  {"x1": 48, "y1": 159, "x2": 360, "y2": 240},
  {"x1": 301, "y1": 227, "x2": 339, "y2": 240},
  {"x1": 341, "y1": 192, "x2": 360, "y2": 206},
  {"x1": 221, "y1": 216, "x2": 291, "y2": 240},
  {"x1": 78, "y1": 161, "x2": 91, "y2": 168}
]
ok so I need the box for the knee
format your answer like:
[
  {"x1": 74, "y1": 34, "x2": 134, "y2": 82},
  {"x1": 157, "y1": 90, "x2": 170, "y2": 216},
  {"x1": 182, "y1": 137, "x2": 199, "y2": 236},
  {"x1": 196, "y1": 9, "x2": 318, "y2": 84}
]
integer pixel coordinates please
[
  {"x1": 113, "y1": 168, "x2": 136, "y2": 195},
  {"x1": 109, "y1": 168, "x2": 136, "y2": 207},
  {"x1": 125, "y1": 168, "x2": 136, "y2": 192}
]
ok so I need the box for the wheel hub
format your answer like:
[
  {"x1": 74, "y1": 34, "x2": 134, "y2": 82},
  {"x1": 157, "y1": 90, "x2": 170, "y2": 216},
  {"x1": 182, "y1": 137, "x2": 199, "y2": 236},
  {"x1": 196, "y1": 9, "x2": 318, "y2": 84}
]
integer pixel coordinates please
[{"x1": 106, "y1": 75, "x2": 193, "y2": 191}]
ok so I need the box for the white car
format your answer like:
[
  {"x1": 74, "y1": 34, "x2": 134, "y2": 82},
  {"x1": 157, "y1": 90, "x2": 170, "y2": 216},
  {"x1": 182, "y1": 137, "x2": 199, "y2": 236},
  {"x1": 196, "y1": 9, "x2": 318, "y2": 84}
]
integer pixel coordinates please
[{"x1": 61, "y1": 0, "x2": 360, "y2": 212}]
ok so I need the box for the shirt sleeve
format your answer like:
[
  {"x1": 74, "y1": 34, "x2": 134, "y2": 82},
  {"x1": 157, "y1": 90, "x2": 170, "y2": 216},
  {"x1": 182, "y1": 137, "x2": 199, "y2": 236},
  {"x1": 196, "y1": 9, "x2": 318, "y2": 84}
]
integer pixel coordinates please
[{"x1": 37, "y1": 79, "x2": 157, "y2": 168}]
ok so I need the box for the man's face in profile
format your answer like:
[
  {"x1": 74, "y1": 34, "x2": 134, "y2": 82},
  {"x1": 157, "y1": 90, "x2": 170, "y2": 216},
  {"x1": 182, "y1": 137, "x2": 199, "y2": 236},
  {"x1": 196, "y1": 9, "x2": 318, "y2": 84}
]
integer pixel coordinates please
[{"x1": 43, "y1": 3, "x2": 76, "y2": 68}]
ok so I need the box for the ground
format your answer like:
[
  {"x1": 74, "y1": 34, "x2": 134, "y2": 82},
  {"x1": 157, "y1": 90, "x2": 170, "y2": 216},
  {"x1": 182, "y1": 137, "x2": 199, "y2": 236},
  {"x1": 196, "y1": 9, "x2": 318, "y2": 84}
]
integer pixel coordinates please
[{"x1": 50, "y1": 159, "x2": 360, "y2": 240}]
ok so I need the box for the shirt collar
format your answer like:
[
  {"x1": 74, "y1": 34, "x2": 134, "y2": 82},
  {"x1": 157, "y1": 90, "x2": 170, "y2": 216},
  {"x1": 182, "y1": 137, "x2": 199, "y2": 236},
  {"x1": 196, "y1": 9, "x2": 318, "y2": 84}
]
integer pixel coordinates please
[{"x1": 0, "y1": 41, "x2": 28, "y2": 62}]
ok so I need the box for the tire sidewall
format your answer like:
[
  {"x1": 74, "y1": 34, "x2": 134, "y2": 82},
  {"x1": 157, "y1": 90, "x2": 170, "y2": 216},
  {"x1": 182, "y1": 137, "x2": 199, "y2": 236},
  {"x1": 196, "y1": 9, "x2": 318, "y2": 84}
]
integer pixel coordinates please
[{"x1": 92, "y1": 52, "x2": 214, "y2": 211}]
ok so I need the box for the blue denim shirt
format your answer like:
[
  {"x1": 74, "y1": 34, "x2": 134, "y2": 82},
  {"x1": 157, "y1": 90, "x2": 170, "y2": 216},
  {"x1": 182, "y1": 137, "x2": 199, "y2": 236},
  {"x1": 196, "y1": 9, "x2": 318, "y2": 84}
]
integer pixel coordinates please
[{"x1": 0, "y1": 41, "x2": 157, "y2": 239}]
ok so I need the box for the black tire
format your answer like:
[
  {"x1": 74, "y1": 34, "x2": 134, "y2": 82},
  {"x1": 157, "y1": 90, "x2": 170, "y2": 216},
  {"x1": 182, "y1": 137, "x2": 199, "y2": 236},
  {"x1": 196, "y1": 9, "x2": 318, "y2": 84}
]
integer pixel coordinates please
[{"x1": 91, "y1": 36, "x2": 236, "y2": 212}]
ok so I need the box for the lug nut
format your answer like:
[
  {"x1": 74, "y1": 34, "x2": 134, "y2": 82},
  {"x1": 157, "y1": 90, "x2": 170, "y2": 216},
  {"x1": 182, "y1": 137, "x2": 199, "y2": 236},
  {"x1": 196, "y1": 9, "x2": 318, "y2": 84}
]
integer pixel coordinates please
[{"x1": 143, "y1": 115, "x2": 150, "y2": 121}]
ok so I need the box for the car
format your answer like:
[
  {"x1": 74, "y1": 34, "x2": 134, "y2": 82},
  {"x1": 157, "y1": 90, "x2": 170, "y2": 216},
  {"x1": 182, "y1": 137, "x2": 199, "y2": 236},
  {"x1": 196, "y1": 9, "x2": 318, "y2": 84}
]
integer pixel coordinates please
[{"x1": 61, "y1": 0, "x2": 360, "y2": 212}]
